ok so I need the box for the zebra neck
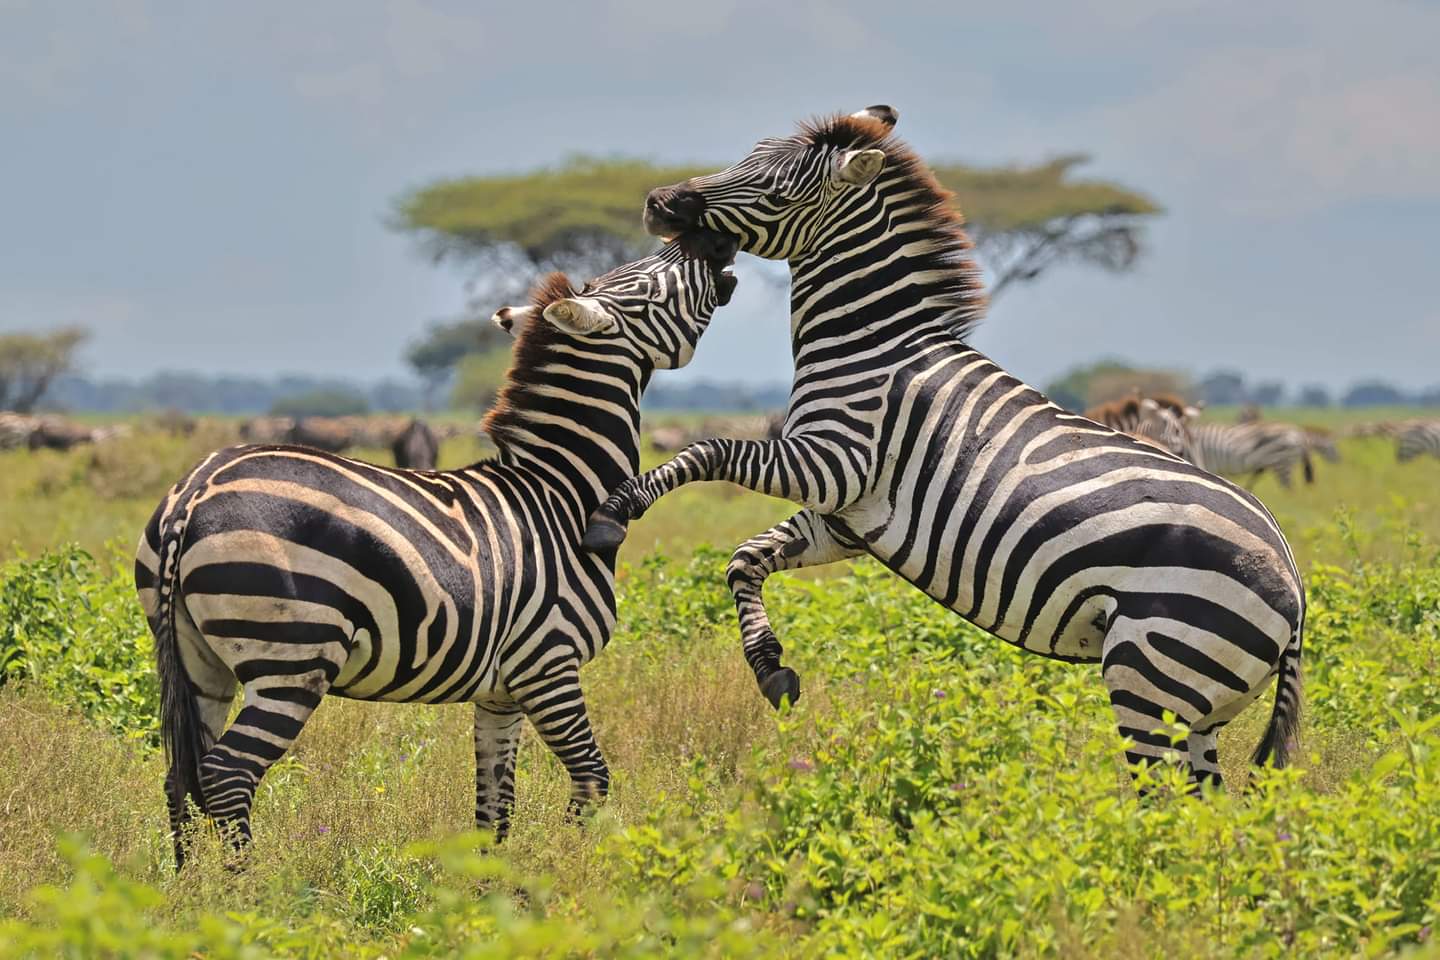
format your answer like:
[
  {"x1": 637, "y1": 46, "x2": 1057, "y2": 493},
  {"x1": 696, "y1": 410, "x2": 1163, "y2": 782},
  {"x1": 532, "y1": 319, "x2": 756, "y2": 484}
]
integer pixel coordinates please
[
  {"x1": 787, "y1": 180, "x2": 981, "y2": 368},
  {"x1": 484, "y1": 348, "x2": 648, "y2": 524}
]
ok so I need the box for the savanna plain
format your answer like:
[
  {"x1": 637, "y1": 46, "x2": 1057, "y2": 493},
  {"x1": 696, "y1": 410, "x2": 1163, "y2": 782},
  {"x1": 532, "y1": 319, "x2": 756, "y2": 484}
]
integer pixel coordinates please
[{"x1": 1, "y1": 411, "x2": 1438, "y2": 957}]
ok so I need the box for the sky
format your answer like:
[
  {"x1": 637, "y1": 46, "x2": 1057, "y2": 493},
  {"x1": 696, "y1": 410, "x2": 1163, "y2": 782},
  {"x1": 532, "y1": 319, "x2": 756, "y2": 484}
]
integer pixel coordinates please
[{"x1": 2, "y1": 0, "x2": 1438, "y2": 393}]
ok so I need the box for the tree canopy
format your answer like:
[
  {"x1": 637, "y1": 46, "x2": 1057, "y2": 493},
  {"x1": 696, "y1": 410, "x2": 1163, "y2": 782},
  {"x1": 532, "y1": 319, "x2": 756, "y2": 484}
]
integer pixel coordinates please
[
  {"x1": 392, "y1": 153, "x2": 1161, "y2": 403},
  {"x1": 394, "y1": 156, "x2": 709, "y2": 274},
  {"x1": 933, "y1": 155, "x2": 1161, "y2": 300},
  {"x1": 392, "y1": 153, "x2": 1160, "y2": 304},
  {"x1": 0, "y1": 327, "x2": 89, "y2": 412}
]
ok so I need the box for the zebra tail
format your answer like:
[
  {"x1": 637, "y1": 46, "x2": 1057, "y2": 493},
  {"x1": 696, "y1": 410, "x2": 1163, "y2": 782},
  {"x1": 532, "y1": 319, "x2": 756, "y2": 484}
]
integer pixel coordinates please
[
  {"x1": 1301, "y1": 451, "x2": 1314, "y2": 484},
  {"x1": 156, "y1": 492, "x2": 212, "y2": 815},
  {"x1": 1251, "y1": 625, "x2": 1303, "y2": 769}
]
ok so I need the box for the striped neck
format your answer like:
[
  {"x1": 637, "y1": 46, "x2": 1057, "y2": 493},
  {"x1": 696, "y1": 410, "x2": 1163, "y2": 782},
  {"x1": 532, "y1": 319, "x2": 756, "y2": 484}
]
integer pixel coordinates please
[
  {"x1": 788, "y1": 170, "x2": 985, "y2": 366},
  {"x1": 483, "y1": 337, "x2": 650, "y2": 525}
]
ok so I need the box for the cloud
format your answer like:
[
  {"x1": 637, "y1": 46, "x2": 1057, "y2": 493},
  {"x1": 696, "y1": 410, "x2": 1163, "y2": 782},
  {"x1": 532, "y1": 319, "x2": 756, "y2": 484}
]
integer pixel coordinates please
[{"x1": 1069, "y1": 3, "x2": 1440, "y2": 215}]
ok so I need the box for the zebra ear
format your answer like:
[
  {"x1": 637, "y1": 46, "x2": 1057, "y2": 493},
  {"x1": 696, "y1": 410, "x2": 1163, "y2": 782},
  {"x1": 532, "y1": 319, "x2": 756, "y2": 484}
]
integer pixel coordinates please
[
  {"x1": 850, "y1": 105, "x2": 899, "y2": 130},
  {"x1": 1139, "y1": 397, "x2": 1159, "y2": 412},
  {"x1": 492, "y1": 305, "x2": 536, "y2": 338},
  {"x1": 836, "y1": 149, "x2": 887, "y2": 187},
  {"x1": 1185, "y1": 404, "x2": 1204, "y2": 418},
  {"x1": 542, "y1": 297, "x2": 617, "y2": 336}
]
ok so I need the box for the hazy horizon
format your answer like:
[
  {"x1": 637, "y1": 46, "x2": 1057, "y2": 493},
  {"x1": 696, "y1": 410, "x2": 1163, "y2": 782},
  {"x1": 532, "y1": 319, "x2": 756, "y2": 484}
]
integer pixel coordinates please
[{"x1": 4, "y1": 1, "x2": 1437, "y2": 393}]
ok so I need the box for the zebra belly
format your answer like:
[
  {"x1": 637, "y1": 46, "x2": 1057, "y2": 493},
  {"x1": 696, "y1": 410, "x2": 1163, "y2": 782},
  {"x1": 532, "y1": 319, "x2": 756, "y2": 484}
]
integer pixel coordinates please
[{"x1": 875, "y1": 551, "x2": 1110, "y2": 663}]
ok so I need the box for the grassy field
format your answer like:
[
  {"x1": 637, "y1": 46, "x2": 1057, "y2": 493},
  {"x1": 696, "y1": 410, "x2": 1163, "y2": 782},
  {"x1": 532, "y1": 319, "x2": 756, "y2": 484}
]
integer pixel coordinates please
[{"x1": 1, "y1": 413, "x2": 1439, "y2": 956}]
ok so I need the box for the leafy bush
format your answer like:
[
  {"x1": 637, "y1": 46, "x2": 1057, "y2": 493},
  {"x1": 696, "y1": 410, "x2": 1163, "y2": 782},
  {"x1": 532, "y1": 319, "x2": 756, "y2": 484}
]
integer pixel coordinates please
[
  {"x1": 0, "y1": 544, "x2": 156, "y2": 742},
  {"x1": 2, "y1": 526, "x2": 1440, "y2": 956}
]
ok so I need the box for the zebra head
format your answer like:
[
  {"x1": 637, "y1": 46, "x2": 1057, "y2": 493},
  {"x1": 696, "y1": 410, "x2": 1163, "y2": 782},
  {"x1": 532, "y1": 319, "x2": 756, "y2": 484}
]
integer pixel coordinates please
[
  {"x1": 643, "y1": 105, "x2": 900, "y2": 259},
  {"x1": 492, "y1": 229, "x2": 738, "y2": 370}
]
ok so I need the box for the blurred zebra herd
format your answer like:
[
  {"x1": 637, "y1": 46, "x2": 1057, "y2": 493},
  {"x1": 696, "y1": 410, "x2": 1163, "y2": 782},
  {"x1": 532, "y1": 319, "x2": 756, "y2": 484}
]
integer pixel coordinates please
[
  {"x1": 1079, "y1": 394, "x2": 1440, "y2": 487},
  {"x1": 0, "y1": 407, "x2": 1437, "y2": 478}
]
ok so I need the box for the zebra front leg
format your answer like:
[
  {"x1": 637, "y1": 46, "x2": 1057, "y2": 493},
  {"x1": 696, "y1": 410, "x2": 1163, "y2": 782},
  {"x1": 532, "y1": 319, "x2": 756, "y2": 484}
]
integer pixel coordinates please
[
  {"x1": 729, "y1": 511, "x2": 863, "y2": 710},
  {"x1": 513, "y1": 661, "x2": 610, "y2": 822},
  {"x1": 473, "y1": 703, "x2": 524, "y2": 842},
  {"x1": 583, "y1": 436, "x2": 864, "y2": 551}
]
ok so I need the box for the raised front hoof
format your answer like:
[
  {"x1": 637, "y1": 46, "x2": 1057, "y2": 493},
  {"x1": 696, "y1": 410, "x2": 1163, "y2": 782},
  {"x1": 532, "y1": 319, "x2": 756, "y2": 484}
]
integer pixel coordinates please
[
  {"x1": 760, "y1": 668, "x2": 801, "y2": 711},
  {"x1": 581, "y1": 511, "x2": 630, "y2": 552}
]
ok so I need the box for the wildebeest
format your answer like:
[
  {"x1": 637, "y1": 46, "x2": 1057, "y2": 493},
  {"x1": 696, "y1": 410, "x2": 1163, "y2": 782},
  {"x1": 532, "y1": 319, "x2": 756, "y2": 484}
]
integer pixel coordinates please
[{"x1": 391, "y1": 418, "x2": 440, "y2": 470}]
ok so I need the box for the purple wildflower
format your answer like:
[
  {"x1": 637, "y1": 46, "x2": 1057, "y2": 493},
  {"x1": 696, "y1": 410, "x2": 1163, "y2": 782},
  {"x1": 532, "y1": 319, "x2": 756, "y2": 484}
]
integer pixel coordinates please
[
  {"x1": 743, "y1": 881, "x2": 765, "y2": 901},
  {"x1": 1276, "y1": 830, "x2": 1292, "y2": 842},
  {"x1": 787, "y1": 757, "x2": 815, "y2": 773},
  {"x1": 316, "y1": 825, "x2": 330, "y2": 835},
  {"x1": 933, "y1": 689, "x2": 947, "y2": 700}
]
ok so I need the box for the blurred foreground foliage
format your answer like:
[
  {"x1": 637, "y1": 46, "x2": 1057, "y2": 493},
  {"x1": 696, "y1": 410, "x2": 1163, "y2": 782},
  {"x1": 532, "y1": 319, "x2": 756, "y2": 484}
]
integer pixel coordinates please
[{"x1": 1, "y1": 519, "x2": 1439, "y2": 956}]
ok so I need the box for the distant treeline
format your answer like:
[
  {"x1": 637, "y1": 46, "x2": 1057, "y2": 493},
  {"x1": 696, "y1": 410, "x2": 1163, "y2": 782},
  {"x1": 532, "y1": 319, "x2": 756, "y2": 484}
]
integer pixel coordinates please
[
  {"x1": 41, "y1": 373, "x2": 424, "y2": 416},
  {"x1": 1044, "y1": 361, "x2": 1440, "y2": 412},
  {"x1": 38, "y1": 372, "x2": 792, "y2": 416},
  {"x1": 35, "y1": 368, "x2": 1439, "y2": 417}
]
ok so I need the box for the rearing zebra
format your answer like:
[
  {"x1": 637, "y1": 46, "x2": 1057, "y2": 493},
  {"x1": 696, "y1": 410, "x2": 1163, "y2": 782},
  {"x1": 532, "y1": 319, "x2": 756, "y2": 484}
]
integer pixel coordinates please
[
  {"x1": 585, "y1": 107, "x2": 1304, "y2": 790},
  {"x1": 134, "y1": 231, "x2": 738, "y2": 865}
]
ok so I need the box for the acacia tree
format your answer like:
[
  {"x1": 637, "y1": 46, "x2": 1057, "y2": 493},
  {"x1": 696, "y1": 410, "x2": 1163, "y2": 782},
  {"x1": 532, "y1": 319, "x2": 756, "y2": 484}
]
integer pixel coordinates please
[
  {"x1": 934, "y1": 154, "x2": 1161, "y2": 301},
  {"x1": 0, "y1": 327, "x2": 88, "y2": 412},
  {"x1": 391, "y1": 153, "x2": 1159, "y2": 394}
]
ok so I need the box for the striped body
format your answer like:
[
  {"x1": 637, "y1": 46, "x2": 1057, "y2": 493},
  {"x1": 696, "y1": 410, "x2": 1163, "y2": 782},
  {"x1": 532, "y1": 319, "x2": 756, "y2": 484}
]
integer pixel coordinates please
[
  {"x1": 1186, "y1": 421, "x2": 1315, "y2": 488},
  {"x1": 594, "y1": 109, "x2": 1304, "y2": 788},
  {"x1": 1397, "y1": 420, "x2": 1440, "y2": 462},
  {"x1": 136, "y1": 234, "x2": 737, "y2": 865},
  {"x1": 1083, "y1": 394, "x2": 1198, "y2": 458}
]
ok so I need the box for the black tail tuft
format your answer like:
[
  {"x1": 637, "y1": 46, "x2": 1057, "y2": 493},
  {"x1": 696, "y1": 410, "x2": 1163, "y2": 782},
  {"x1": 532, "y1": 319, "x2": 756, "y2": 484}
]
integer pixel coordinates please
[
  {"x1": 155, "y1": 505, "x2": 212, "y2": 816},
  {"x1": 1301, "y1": 452, "x2": 1315, "y2": 485},
  {"x1": 1252, "y1": 628, "x2": 1303, "y2": 769}
]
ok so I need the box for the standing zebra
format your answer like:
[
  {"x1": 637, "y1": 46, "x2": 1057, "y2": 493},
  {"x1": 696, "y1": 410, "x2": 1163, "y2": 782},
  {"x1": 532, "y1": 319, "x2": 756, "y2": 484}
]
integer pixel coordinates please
[
  {"x1": 1396, "y1": 420, "x2": 1440, "y2": 462},
  {"x1": 585, "y1": 107, "x2": 1304, "y2": 790},
  {"x1": 1083, "y1": 393, "x2": 1199, "y2": 458},
  {"x1": 134, "y1": 232, "x2": 738, "y2": 865},
  {"x1": 1186, "y1": 421, "x2": 1317, "y2": 489}
]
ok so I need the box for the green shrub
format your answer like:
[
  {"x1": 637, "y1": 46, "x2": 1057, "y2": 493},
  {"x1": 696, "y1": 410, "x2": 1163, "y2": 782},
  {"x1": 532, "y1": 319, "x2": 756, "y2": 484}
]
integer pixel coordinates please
[
  {"x1": 2, "y1": 526, "x2": 1440, "y2": 956},
  {"x1": 0, "y1": 544, "x2": 156, "y2": 742}
]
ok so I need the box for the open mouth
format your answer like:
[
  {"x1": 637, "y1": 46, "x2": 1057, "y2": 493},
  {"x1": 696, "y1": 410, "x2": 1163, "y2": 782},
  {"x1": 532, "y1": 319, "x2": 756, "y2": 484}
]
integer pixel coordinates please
[{"x1": 715, "y1": 267, "x2": 738, "y2": 305}]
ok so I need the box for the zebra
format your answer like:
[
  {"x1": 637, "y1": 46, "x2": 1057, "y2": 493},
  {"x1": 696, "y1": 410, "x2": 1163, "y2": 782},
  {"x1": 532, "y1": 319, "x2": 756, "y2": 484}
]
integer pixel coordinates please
[
  {"x1": 1083, "y1": 393, "x2": 1200, "y2": 458},
  {"x1": 584, "y1": 106, "x2": 1304, "y2": 791},
  {"x1": 1396, "y1": 420, "x2": 1440, "y2": 462},
  {"x1": 1185, "y1": 421, "x2": 1318, "y2": 488},
  {"x1": 133, "y1": 230, "x2": 739, "y2": 866}
]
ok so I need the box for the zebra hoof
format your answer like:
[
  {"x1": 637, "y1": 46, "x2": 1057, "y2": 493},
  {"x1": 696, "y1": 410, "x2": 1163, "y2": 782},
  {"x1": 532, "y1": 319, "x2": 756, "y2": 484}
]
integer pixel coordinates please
[
  {"x1": 760, "y1": 668, "x2": 801, "y2": 710},
  {"x1": 581, "y1": 511, "x2": 629, "y2": 552}
]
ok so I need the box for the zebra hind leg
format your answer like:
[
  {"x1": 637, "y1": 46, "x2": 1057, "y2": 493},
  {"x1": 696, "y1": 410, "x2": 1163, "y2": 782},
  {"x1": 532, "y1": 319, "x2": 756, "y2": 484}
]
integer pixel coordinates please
[
  {"x1": 1186, "y1": 727, "x2": 1224, "y2": 794},
  {"x1": 473, "y1": 703, "x2": 525, "y2": 842},
  {"x1": 166, "y1": 683, "x2": 236, "y2": 869},
  {"x1": 514, "y1": 661, "x2": 609, "y2": 823},
  {"x1": 198, "y1": 669, "x2": 332, "y2": 858},
  {"x1": 1101, "y1": 625, "x2": 1207, "y2": 798}
]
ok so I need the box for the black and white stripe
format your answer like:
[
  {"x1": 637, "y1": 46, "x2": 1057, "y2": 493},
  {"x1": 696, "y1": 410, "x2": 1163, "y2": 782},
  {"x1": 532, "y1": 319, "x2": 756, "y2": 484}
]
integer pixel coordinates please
[
  {"x1": 1083, "y1": 394, "x2": 1199, "y2": 458},
  {"x1": 1186, "y1": 422, "x2": 1316, "y2": 488},
  {"x1": 590, "y1": 107, "x2": 1304, "y2": 790},
  {"x1": 1396, "y1": 420, "x2": 1440, "y2": 462},
  {"x1": 134, "y1": 233, "x2": 737, "y2": 866}
]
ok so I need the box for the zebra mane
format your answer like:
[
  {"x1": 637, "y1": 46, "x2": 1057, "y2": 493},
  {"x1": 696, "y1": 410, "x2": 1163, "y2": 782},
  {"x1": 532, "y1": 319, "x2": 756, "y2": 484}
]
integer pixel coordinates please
[
  {"x1": 482, "y1": 272, "x2": 582, "y2": 445},
  {"x1": 800, "y1": 114, "x2": 988, "y2": 339}
]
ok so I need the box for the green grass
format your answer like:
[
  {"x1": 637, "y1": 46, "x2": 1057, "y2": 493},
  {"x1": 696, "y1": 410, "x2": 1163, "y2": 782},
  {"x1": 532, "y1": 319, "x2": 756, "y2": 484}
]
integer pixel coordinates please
[{"x1": 1, "y1": 414, "x2": 1439, "y2": 956}]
